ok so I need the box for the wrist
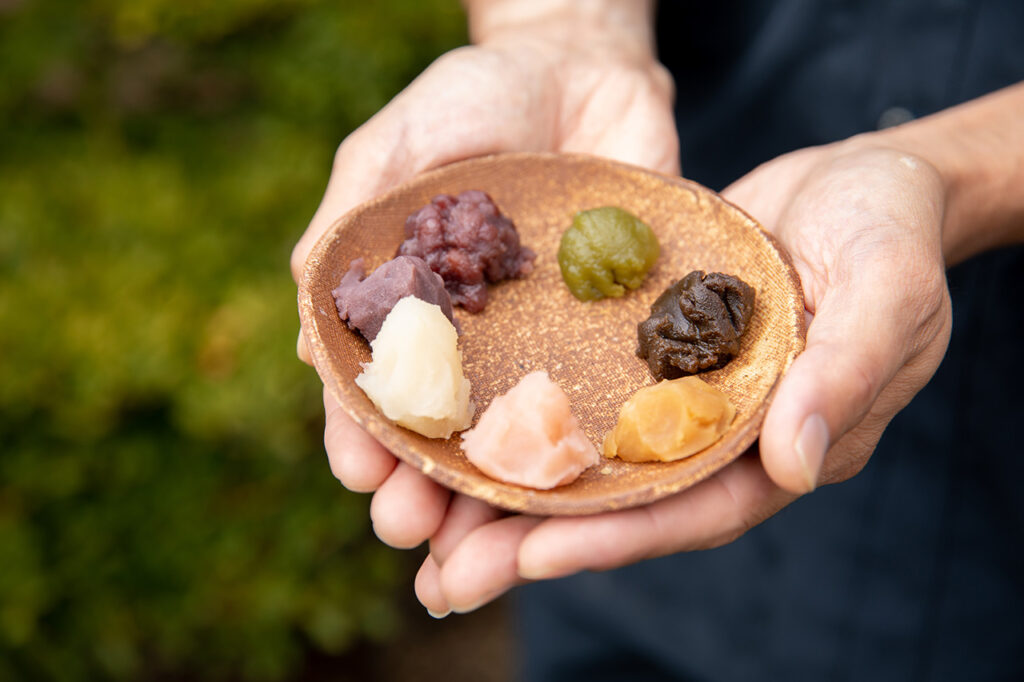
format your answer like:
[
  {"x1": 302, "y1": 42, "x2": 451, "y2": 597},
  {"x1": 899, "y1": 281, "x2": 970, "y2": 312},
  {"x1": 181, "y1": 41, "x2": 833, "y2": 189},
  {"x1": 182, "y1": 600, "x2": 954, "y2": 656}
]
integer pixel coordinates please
[
  {"x1": 847, "y1": 83, "x2": 1024, "y2": 265},
  {"x1": 465, "y1": 0, "x2": 658, "y2": 66}
]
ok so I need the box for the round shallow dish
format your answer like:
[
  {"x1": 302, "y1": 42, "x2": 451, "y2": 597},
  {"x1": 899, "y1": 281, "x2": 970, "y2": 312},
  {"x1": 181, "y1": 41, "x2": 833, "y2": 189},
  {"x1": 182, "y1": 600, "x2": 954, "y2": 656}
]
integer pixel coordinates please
[{"x1": 299, "y1": 153, "x2": 805, "y2": 516}]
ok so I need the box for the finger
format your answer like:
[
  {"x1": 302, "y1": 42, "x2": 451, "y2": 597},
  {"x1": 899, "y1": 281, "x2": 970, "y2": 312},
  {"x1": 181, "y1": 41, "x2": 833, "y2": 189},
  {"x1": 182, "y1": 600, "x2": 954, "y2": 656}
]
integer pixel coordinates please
[
  {"x1": 323, "y1": 387, "x2": 396, "y2": 493},
  {"x1": 439, "y1": 515, "x2": 543, "y2": 613},
  {"x1": 518, "y1": 455, "x2": 792, "y2": 580},
  {"x1": 414, "y1": 555, "x2": 451, "y2": 619},
  {"x1": 429, "y1": 494, "x2": 504, "y2": 567},
  {"x1": 724, "y1": 146, "x2": 950, "y2": 494},
  {"x1": 370, "y1": 463, "x2": 451, "y2": 549},
  {"x1": 296, "y1": 330, "x2": 312, "y2": 365},
  {"x1": 759, "y1": 262, "x2": 949, "y2": 494}
]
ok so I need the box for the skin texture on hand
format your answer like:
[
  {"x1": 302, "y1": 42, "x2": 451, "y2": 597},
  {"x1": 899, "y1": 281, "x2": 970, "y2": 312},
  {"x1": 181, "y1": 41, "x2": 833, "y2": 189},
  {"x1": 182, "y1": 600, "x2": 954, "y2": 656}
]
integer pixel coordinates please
[
  {"x1": 726, "y1": 142, "x2": 951, "y2": 492},
  {"x1": 410, "y1": 140, "x2": 955, "y2": 617},
  {"x1": 295, "y1": 6, "x2": 1021, "y2": 621},
  {"x1": 291, "y1": 0, "x2": 678, "y2": 610},
  {"x1": 290, "y1": 2, "x2": 676, "y2": 287}
]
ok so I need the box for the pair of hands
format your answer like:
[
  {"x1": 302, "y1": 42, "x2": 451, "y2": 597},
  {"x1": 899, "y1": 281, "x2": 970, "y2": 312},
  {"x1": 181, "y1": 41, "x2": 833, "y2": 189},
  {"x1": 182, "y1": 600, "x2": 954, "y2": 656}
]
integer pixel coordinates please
[{"x1": 290, "y1": 39, "x2": 952, "y2": 617}]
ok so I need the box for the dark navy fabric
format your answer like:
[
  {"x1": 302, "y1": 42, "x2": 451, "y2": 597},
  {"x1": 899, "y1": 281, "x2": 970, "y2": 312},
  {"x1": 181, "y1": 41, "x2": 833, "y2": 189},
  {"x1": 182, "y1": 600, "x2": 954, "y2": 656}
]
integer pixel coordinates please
[{"x1": 516, "y1": 2, "x2": 1024, "y2": 680}]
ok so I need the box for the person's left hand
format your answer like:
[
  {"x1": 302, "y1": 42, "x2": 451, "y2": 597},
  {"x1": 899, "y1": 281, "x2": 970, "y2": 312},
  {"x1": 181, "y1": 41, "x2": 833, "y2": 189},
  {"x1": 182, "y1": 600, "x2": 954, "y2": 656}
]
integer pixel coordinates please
[{"x1": 410, "y1": 138, "x2": 954, "y2": 617}]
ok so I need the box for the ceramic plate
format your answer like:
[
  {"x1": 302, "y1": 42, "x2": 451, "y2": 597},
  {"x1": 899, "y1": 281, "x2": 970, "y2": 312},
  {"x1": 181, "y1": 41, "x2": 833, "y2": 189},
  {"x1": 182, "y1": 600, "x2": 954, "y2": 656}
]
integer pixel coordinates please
[{"x1": 298, "y1": 153, "x2": 805, "y2": 515}]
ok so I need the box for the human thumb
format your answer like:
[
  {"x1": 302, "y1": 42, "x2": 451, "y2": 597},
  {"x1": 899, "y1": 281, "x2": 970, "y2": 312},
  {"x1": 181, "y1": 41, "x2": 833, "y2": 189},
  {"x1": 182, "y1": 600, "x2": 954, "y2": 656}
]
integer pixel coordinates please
[{"x1": 757, "y1": 264, "x2": 948, "y2": 494}]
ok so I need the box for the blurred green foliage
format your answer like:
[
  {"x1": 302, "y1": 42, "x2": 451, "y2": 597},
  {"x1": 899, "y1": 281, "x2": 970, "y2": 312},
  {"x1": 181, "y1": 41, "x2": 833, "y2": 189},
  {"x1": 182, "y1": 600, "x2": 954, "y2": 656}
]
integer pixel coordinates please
[{"x1": 0, "y1": 0, "x2": 466, "y2": 679}]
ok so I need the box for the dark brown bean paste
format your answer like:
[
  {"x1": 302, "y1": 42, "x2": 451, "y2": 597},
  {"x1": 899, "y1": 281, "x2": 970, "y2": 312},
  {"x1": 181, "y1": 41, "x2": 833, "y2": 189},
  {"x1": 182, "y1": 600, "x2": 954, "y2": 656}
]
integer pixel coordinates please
[
  {"x1": 333, "y1": 256, "x2": 455, "y2": 342},
  {"x1": 636, "y1": 271, "x2": 755, "y2": 379},
  {"x1": 397, "y1": 190, "x2": 535, "y2": 313}
]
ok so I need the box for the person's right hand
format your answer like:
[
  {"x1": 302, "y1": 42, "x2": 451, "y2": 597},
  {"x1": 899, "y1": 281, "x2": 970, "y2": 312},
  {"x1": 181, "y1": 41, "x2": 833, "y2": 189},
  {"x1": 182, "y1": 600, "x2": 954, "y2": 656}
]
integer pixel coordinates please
[{"x1": 290, "y1": 1, "x2": 679, "y2": 552}]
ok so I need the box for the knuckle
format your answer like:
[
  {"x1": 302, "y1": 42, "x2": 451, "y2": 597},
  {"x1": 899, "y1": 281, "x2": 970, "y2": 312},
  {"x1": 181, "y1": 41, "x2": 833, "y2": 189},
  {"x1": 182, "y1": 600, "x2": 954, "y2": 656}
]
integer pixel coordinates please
[
  {"x1": 698, "y1": 478, "x2": 760, "y2": 550},
  {"x1": 713, "y1": 522, "x2": 751, "y2": 549},
  {"x1": 647, "y1": 61, "x2": 676, "y2": 103},
  {"x1": 834, "y1": 453, "x2": 870, "y2": 483},
  {"x1": 289, "y1": 241, "x2": 308, "y2": 283},
  {"x1": 323, "y1": 422, "x2": 364, "y2": 490},
  {"x1": 900, "y1": 262, "x2": 952, "y2": 358},
  {"x1": 907, "y1": 261, "x2": 947, "y2": 313},
  {"x1": 332, "y1": 134, "x2": 357, "y2": 171},
  {"x1": 324, "y1": 439, "x2": 349, "y2": 485},
  {"x1": 703, "y1": 510, "x2": 759, "y2": 550},
  {"x1": 818, "y1": 428, "x2": 882, "y2": 485},
  {"x1": 330, "y1": 127, "x2": 379, "y2": 183}
]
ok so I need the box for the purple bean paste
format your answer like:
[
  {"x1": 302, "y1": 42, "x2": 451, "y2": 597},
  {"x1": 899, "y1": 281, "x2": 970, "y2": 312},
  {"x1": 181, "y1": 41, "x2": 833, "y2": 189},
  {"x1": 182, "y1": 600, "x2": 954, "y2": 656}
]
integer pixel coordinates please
[
  {"x1": 332, "y1": 255, "x2": 456, "y2": 342},
  {"x1": 397, "y1": 190, "x2": 535, "y2": 313}
]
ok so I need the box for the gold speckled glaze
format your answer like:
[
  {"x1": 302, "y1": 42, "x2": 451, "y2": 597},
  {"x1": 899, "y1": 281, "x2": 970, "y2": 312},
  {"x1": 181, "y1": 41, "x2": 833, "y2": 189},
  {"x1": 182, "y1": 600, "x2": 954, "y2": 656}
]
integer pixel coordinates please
[{"x1": 298, "y1": 153, "x2": 806, "y2": 516}]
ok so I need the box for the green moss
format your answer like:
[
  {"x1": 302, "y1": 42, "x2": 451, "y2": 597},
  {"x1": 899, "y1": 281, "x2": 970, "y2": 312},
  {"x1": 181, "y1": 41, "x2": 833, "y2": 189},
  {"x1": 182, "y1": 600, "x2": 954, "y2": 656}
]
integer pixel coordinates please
[{"x1": 0, "y1": 1, "x2": 466, "y2": 679}]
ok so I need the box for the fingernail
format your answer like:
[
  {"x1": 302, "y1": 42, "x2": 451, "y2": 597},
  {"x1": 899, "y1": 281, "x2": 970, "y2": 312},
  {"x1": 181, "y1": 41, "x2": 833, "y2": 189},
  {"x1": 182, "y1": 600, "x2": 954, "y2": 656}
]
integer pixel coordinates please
[
  {"x1": 794, "y1": 414, "x2": 829, "y2": 492},
  {"x1": 426, "y1": 608, "x2": 450, "y2": 619}
]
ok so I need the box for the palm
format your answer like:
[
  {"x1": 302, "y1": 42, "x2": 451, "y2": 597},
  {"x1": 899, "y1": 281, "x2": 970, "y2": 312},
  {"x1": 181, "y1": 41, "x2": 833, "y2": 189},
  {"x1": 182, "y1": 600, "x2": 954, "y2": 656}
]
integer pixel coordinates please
[
  {"x1": 294, "y1": 40, "x2": 684, "y2": 604},
  {"x1": 298, "y1": 34, "x2": 954, "y2": 617},
  {"x1": 292, "y1": 43, "x2": 677, "y2": 280},
  {"x1": 724, "y1": 144, "x2": 951, "y2": 488},
  {"x1": 414, "y1": 142, "x2": 954, "y2": 616}
]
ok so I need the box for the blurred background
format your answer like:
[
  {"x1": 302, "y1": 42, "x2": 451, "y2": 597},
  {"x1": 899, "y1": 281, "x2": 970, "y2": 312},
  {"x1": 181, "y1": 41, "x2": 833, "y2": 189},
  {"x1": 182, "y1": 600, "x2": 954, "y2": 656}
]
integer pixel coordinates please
[{"x1": 0, "y1": 1, "x2": 512, "y2": 679}]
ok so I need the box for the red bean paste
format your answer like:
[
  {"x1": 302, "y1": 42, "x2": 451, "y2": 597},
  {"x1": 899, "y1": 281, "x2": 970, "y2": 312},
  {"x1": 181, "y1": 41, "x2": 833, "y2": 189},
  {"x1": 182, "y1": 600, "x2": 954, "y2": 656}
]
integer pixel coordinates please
[
  {"x1": 332, "y1": 256, "x2": 455, "y2": 341},
  {"x1": 397, "y1": 190, "x2": 535, "y2": 313},
  {"x1": 636, "y1": 271, "x2": 755, "y2": 379}
]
